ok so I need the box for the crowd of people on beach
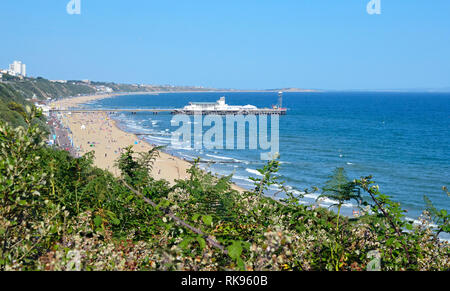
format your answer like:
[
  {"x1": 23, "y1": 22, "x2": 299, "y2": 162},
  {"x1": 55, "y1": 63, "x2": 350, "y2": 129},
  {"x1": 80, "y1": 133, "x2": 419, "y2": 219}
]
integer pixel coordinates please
[
  {"x1": 53, "y1": 111, "x2": 152, "y2": 173},
  {"x1": 47, "y1": 114, "x2": 78, "y2": 156}
]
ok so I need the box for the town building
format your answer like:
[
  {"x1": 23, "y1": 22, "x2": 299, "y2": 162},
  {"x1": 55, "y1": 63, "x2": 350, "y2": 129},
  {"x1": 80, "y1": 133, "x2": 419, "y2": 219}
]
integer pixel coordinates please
[{"x1": 8, "y1": 60, "x2": 26, "y2": 77}]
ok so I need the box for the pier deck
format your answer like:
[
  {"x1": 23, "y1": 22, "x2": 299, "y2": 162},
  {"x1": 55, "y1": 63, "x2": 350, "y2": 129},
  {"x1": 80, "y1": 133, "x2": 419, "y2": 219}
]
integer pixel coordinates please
[
  {"x1": 50, "y1": 108, "x2": 287, "y2": 115},
  {"x1": 172, "y1": 109, "x2": 287, "y2": 115},
  {"x1": 50, "y1": 109, "x2": 173, "y2": 113}
]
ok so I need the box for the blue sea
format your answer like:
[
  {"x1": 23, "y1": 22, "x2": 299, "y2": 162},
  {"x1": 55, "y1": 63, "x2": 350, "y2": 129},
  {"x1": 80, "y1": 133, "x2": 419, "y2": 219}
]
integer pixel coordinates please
[{"x1": 87, "y1": 91, "x2": 449, "y2": 231}]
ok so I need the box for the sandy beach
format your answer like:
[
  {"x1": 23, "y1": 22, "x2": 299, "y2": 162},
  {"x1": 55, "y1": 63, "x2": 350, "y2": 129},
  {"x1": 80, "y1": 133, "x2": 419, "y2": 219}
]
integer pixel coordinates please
[{"x1": 50, "y1": 94, "x2": 244, "y2": 191}]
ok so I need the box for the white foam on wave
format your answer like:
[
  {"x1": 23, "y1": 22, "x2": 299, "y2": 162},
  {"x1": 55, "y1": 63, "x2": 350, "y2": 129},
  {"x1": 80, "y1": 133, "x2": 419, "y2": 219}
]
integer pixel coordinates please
[
  {"x1": 315, "y1": 197, "x2": 356, "y2": 208},
  {"x1": 292, "y1": 189, "x2": 306, "y2": 196},
  {"x1": 302, "y1": 193, "x2": 357, "y2": 208},
  {"x1": 146, "y1": 135, "x2": 172, "y2": 143},
  {"x1": 125, "y1": 122, "x2": 153, "y2": 134},
  {"x1": 157, "y1": 130, "x2": 171, "y2": 136},
  {"x1": 206, "y1": 154, "x2": 242, "y2": 163},
  {"x1": 246, "y1": 168, "x2": 263, "y2": 177},
  {"x1": 170, "y1": 145, "x2": 193, "y2": 151},
  {"x1": 233, "y1": 175, "x2": 254, "y2": 183},
  {"x1": 405, "y1": 216, "x2": 438, "y2": 228},
  {"x1": 304, "y1": 193, "x2": 320, "y2": 199}
]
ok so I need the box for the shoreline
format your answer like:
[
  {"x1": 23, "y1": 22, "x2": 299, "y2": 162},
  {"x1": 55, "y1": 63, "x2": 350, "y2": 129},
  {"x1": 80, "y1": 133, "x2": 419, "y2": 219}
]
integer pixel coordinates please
[{"x1": 49, "y1": 93, "x2": 245, "y2": 191}]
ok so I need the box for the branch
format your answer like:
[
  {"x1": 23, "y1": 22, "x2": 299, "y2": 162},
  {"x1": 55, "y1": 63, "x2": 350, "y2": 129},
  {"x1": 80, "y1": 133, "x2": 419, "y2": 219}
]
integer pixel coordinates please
[{"x1": 365, "y1": 187, "x2": 411, "y2": 264}]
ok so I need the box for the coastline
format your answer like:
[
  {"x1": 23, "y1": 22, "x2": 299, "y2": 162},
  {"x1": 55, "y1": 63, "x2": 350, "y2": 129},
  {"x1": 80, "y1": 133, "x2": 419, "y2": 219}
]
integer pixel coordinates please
[{"x1": 49, "y1": 93, "x2": 245, "y2": 191}]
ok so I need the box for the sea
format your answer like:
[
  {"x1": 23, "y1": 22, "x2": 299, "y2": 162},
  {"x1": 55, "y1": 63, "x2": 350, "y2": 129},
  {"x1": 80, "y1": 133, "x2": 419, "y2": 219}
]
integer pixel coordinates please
[{"x1": 85, "y1": 91, "x2": 449, "y2": 236}]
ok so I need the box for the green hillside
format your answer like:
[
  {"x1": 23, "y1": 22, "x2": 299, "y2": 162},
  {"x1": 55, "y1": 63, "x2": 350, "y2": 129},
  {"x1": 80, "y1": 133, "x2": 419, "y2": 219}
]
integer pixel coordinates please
[
  {"x1": 0, "y1": 83, "x2": 34, "y2": 128},
  {"x1": 4, "y1": 78, "x2": 96, "y2": 100},
  {"x1": 0, "y1": 77, "x2": 98, "y2": 127},
  {"x1": 0, "y1": 76, "x2": 222, "y2": 127}
]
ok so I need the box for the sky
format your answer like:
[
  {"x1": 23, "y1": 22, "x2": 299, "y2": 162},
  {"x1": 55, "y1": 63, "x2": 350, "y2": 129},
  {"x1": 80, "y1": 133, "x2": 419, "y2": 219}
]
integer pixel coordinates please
[{"x1": 1, "y1": 0, "x2": 450, "y2": 90}]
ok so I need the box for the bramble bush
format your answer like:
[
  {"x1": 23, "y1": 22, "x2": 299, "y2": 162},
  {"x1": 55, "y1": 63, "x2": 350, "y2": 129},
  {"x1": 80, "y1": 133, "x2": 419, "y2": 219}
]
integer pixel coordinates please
[{"x1": 0, "y1": 109, "x2": 449, "y2": 271}]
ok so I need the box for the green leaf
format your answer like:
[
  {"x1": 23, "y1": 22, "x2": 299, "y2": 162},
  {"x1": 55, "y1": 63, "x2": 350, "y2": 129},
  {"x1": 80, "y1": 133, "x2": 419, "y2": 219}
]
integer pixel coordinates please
[
  {"x1": 192, "y1": 213, "x2": 201, "y2": 222},
  {"x1": 202, "y1": 215, "x2": 213, "y2": 226},
  {"x1": 196, "y1": 236, "x2": 206, "y2": 250},
  {"x1": 111, "y1": 218, "x2": 120, "y2": 225},
  {"x1": 228, "y1": 241, "x2": 243, "y2": 260},
  {"x1": 179, "y1": 237, "x2": 193, "y2": 249},
  {"x1": 93, "y1": 215, "x2": 103, "y2": 227},
  {"x1": 386, "y1": 238, "x2": 395, "y2": 246},
  {"x1": 236, "y1": 257, "x2": 245, "y2": 270},
  {"x1": 50, "y1": 226, "x2": 58, "y2": 234}
]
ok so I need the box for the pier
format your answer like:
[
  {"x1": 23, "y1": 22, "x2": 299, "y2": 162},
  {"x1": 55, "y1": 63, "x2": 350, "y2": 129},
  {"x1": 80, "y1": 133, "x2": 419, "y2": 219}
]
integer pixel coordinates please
[
  {"x1": 50, "y1": 94, "x2": 287, "y2": 115},
  {"x1": 50, "y1": 108, "x2": 173, "y2": 114},
  {"x1": 172, "y1": 108, "x2": 286, "y2": 115},
  {"x1": 50, "y1": 108, "x2": 287, "y2": 115}
]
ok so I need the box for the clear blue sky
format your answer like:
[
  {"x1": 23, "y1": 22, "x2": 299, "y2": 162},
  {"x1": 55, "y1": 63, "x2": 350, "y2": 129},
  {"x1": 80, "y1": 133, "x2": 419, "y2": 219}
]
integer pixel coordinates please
[{"x1": 1, "y1": 0, "x2": 450, "y2": 90}]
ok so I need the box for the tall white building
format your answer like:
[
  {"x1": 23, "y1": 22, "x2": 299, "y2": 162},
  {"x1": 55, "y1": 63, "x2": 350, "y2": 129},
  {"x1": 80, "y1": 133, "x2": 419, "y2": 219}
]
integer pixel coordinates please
[
  {"x1": 21, "y1": 63, "x2": 26, "y2": 76},
  {"x1": 8, "y1": 61, "x2": 26, "y2": 77}
]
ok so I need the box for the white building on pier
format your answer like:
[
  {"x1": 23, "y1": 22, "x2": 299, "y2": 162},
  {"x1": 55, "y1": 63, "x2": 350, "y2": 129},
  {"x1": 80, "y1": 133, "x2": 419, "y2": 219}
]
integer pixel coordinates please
[
  {"x1": 182, "y1": 97, "x2": 257, "y2": 112},
  {"x1": 174, "y1": 97, "x2": 286, "y2": 115}
]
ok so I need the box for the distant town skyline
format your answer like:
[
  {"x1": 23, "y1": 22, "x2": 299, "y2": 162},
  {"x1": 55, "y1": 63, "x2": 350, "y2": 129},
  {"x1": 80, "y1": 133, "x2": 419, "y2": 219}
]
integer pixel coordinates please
[
  {"x1": 1, "y1": 1, "x2": 450, "y2": 90},
  {"x1": 0, "y1": 60, "x2": 26, "y2": 78},
  {"x1": 9, "y1": 61, "x2": 26, "y2": 77}
]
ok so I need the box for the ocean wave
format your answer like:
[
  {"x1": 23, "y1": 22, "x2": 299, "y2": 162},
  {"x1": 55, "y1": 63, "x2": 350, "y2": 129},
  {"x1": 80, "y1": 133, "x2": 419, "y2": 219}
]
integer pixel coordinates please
[
  {"x1": 302, "y1": 193, "x2": 357, "y2": 208},
  {"x1": 145, "y1": 135, "x2": 173, "y2": 143},
  {"x1": 246, "y1": 168, "x2": 263, "y2": 177},
  {"x1": 405, "y1": 216, "x2": 438, "y2": 228},
  {"x1": 205, "y1": 154, "x2": 233, "y2": 160},
  {"x1": 233, "y1": 175, "x2": 254, "y2": 183},
  {"x1": 304, "y1": 193, "x2": 320, "y2": 200},
  {"x1": 180, "y1": 154, "x2": 198, "y2": 161},
  {"x1": 206, "y1": 154, "x2": 243, "y2": 162},
  {"x1": 169, "y1": 144, "x2": 193, "y2": 150}
]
